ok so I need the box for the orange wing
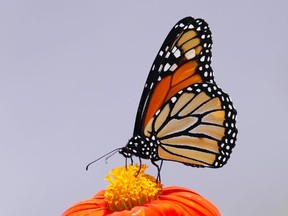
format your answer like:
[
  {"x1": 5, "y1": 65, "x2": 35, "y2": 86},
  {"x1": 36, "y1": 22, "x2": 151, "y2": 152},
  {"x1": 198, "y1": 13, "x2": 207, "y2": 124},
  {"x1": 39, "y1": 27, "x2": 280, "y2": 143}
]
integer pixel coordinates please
[
  {"x1": 144, "y1": 83, "x2": 237, "y2": 168},
  {"x1": 120, "y1": 17, "x2": 237, "y2": 169},
  {"x1": 145, "y1": 61, "x2": 201, "y2": 127},
  {"x1": 133, "y1": 17, "x2": 214, "y2": 135}
]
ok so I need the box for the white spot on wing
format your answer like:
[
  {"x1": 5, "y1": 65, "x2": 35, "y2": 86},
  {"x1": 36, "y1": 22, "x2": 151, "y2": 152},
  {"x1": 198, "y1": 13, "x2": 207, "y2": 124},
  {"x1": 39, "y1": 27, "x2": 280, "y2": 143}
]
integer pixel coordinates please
[
  {"x1": 172, "y1": 46, "x2": 177, "y2": 53},
  {"x1": 169, "y1": 63, "x2": 178, "y2": 71},
  {"x1": 171, "y1": 97, "x2": 177, "y2": 103},
  {"x1": 188, "y1": 24, "x2": 194, "y2": 29},
  {"x1": 174, "y1": 49, "x2": 181, "y2": 58},
  {"x1": 165, "y1": 52, "x2": 170, "y2": 58},
  {"x1": 164, "y1": 63, "x2": 171, "y2": 71},
  {"x1": 184, "y1": 49, "x2": 196, "y2": 60}
]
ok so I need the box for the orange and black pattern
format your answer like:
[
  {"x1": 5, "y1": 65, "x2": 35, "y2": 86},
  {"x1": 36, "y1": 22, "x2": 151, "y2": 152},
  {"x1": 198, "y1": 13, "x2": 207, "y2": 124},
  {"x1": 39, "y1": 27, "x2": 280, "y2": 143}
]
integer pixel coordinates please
[{"x1": 120, "y1": 17, "x2": 237, "y2": 168}]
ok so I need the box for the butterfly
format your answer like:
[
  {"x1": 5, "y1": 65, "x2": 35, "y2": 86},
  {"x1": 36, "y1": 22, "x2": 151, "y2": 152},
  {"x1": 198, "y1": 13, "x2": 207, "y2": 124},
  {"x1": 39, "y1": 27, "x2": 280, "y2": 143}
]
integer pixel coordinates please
[{"x1": 87, "y1": 17, "x2": 238, "y2": 177}]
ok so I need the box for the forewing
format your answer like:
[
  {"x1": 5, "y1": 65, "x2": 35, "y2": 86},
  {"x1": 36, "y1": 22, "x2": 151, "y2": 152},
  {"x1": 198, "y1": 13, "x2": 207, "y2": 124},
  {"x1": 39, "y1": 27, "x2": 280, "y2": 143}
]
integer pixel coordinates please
[{"x1": 134, "y1": 17, "x2": 214, "y2": 136}]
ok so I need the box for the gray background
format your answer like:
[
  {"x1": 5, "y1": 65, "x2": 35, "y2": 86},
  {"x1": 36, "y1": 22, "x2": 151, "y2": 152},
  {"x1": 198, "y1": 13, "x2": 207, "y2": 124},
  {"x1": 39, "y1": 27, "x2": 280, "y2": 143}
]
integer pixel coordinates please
[{"x1": 1, "y1": 0, "x2": 288, "y2": 215}]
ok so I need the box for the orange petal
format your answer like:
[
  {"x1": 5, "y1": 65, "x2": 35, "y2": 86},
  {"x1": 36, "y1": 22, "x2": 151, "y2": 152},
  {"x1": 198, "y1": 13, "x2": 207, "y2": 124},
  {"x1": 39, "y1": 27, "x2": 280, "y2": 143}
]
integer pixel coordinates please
[
  {"x1": 162, "y1": 186, "x2": 200, "y2": 195},
  {"x1": 160, "y1": 186, "x2": 220, "y2": 216},
  {"x1": 109, "y1": 209, "x2": 134, "y2": 216},
  {"x1": 175, "y1": 192, "x2": 220, "y2": 216},
  {"x1": 147, "y1": 199, "x2": 194, "y2": 216},
  {"x1": 62, "y1": 201, "x2": 105, "y2": 216},
  {"x1": 62, "y1": 191, "x2": 107, "y2": 216},
  {"x1": 145, "y1": 200, "x2": 168, "y2": 215}
]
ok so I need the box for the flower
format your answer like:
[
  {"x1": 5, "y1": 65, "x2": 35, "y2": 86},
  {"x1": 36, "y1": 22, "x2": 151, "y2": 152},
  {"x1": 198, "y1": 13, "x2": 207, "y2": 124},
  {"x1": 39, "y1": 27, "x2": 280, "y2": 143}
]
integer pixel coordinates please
[{"x1": 62, "y1": 165, "x2": 221, "y2": 216}]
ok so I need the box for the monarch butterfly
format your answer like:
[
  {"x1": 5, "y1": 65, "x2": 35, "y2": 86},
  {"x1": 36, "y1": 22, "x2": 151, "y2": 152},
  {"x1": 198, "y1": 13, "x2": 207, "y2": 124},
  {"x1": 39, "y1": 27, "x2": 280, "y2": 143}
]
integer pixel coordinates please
[{"x1": 87, "y1": 17, "x2": 237, "y2": 176}]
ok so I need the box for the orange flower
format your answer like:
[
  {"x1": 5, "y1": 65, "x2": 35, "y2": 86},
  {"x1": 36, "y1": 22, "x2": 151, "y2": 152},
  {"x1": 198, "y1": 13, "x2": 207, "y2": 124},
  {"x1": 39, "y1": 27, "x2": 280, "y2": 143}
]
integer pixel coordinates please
[{"x1": 62, "y1": 165, "x2": 221, "y2": 216}]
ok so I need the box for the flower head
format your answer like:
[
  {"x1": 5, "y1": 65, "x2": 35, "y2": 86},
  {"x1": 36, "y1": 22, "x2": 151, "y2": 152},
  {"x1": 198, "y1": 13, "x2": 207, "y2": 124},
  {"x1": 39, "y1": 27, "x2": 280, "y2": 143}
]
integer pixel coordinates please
[
  {"x1": 104, "y1": 164, "x2": 162, "y2": 211},
  {"x1": 62, "y1": 165, "x2": 221, "y2": 216}
]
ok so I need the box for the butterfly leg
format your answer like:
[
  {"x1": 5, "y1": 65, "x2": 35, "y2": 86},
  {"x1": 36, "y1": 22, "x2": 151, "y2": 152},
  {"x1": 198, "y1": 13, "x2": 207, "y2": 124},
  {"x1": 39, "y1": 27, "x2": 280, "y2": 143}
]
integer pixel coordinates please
[
  {"x1": 135, "y1": 157, "x2": 142, "y2": 177},
  {"x1": 125, "y1": 157, "x2": 128, "y2": 170},
  {"x1": 151, "y1": 160, "x2": 163, "y2": 182},
  {"x1": 125, "y1": 157, "x2": 134, "y2": 171}
]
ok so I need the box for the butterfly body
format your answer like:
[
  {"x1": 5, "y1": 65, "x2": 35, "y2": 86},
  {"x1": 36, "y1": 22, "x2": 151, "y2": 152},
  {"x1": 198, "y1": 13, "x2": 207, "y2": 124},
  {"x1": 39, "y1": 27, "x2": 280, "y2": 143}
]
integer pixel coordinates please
[{"x1": 119, "y1": 17, "x2": 238, "y2": 169}]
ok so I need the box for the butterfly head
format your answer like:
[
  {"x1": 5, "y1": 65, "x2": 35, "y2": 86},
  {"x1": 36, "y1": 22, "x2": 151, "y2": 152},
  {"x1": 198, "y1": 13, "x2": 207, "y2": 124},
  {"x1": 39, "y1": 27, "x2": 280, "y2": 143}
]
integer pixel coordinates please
[
  {"x1": 119, "y1": 145, "x2": 133, "y2": 158},
  {"x1": 119, "y1": 135, "x2": 142, "y2": 158}
]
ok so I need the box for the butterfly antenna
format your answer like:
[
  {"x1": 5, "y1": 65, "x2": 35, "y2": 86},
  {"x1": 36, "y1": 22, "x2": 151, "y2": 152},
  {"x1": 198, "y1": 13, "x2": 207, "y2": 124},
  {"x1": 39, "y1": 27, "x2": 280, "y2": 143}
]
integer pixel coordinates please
[
  {"x1": 105, "y1": 149, "x2": 121, "y2": 163},
  {"x1": 86, "y1": 148, "x2": 121, "y2": 170}
]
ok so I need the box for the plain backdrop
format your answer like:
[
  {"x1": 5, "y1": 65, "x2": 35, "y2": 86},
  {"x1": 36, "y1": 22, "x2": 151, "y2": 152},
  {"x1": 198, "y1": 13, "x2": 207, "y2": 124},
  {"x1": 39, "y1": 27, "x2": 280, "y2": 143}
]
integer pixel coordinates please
[{"x1": 1, "y1": 0, "x2": 288, "y2": 215}]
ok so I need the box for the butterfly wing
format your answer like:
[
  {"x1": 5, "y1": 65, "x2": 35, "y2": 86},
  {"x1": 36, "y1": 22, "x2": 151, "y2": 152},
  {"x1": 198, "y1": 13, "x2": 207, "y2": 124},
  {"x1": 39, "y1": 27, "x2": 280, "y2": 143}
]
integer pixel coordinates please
[
  {"x1": 131, "y1": 17, "x2": 237, "y2": 167},
  {"x1": 133, "y1": 17, "x2": 214, "y2": 136},
  {"x1": 144, "y1": 83, "x2": 237, "y2": 167}
]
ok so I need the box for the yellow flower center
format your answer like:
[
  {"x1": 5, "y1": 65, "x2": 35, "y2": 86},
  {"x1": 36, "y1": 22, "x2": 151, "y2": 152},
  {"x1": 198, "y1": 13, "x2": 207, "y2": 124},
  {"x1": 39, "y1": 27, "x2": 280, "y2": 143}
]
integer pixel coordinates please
[{"x1": 104, "y1": 164, "x2": 162, "y2": 211}]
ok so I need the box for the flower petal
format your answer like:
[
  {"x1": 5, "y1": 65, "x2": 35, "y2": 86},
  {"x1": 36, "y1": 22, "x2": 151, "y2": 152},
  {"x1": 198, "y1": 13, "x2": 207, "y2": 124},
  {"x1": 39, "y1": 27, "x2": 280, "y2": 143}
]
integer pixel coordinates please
[
  {"x1": 174, "y1": 192, "x2": 220, "y2": 216},
  {"x1": 160, "y1": 186, "x2": 220, "y2": 216},
  {"x1": 146, "y1": 199, "x2": 187, "y2": 216},
  {"x1": 62, "y1": 201, "x2": 105, "y2": 216},
  {"x1": 63, "y1": 191, "x2": 106, "y2": 216}
]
